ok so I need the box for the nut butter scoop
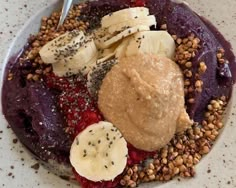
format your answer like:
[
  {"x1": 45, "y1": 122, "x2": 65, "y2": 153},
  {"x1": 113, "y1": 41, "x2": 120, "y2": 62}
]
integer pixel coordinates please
[{"x1": 98, "y1": 54, "x2": 192, "y2": 151}]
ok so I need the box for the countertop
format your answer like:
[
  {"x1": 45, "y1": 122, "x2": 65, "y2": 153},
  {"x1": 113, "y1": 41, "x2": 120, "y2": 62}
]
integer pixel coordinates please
[{"x1": 0, "y1": 0, "x2": 236, "y2": 188}]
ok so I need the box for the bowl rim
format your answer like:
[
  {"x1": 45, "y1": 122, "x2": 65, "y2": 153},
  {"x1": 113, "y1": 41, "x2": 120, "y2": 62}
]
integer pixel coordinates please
[{"x1": 0, "y1": 0, "x2": 236, "y2": 188}]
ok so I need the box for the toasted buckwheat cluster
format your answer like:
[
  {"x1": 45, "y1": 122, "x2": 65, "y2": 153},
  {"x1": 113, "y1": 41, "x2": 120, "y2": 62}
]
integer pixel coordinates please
[{"x1": 120, "y1": 97, "x2": 227, "y2": 187}]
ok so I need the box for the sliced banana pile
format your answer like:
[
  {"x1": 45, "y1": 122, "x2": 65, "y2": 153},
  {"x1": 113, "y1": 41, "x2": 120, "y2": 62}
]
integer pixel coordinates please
[
  {"x1": 39, "y1": 7, "x2": 175, "y2": 78},
  {"x1": 70, "y1": 121, "x2": 128, "y2": 182},
  {"x1": 94, "y1": 7, "x2": 156, "y2": 50},
  {"x1": 39, "y1": 30, "x2": 98, "y2": 77},
  {"x1": 94, "y1": 6, "x2": 175, "y2": 58},
  {"x1": 87, "y1": 7, "x2": 175, "y2": 96}
]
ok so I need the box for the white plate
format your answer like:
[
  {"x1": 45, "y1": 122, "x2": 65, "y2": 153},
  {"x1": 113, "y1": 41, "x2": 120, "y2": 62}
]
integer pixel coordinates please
[{"x1": 0, "y1": 0, "x2": 236, "y2": 187}]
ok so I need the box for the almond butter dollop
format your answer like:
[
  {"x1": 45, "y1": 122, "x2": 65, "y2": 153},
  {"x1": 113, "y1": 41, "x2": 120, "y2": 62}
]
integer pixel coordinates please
[{"x1": 98, "y1": 54, "x2": 192, "y2": 151}]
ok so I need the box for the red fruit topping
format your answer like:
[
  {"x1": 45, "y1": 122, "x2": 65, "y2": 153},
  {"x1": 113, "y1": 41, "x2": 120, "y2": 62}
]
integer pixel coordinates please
[
  {"x1": 130, "y1": 0, "x2": 146, "y2": 6},
  {"x1": 44, "y1": 73, "x2": 102, "y2": 137},
  {"x1": 74, "y1": 110, "x2": 102, "y2": 136},
  {"x1": 73, "y1": 169, "x2": 121, "y2": 188},
  {"x1": 127, "y1": 144, "x2": 156, "y2": 165},
  {"x1": 135, "y1": 0, "x2": 146, "y2": 6}
]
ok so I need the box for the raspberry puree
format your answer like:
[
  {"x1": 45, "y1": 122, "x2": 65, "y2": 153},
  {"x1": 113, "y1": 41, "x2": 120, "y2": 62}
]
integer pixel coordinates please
[{"x1": 45, "y1": 73, "x2": 102, "y2": 137}]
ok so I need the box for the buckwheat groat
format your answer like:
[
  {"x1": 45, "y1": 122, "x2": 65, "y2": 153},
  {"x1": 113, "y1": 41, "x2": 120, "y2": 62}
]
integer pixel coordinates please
[{"x1": 98, "y1": 54, "x2": 192, "y2": 151}]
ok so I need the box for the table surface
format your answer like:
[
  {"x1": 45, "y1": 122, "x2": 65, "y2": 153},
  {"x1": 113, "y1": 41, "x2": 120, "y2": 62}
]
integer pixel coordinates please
[{"x1": 0, "y1": 0, "x2": 236, "y2": 188}]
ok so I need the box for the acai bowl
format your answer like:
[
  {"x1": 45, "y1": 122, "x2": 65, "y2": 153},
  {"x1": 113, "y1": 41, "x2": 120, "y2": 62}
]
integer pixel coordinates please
[{"x1": 1, "y1": 0, "x2": 236, "y2": 188}]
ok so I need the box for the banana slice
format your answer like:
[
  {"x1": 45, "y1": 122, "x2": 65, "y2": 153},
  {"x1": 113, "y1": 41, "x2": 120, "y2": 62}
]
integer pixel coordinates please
[
  {"x1": 94, "y1": 28, "x2": 109, "y2": 39},
  {"x1": 70, "y1": 121, "x2": 128, "y2": 182},
  {"x1": 97, "y1": 36, "x2": 131, "y2": 62},
  {"x1": 98, "y1": 25, "x2": 150, "y2": 49},
  {"x1": 87, "y1": 59, "x2": 118, "y2": 99},
  {"x1": 52, "y1": 41, "x2": 98, "y2": 77},
  {"x1": 99, "y1": 48, "x2": 115, "y2": 59},
  {"x1": 115, "y1": 37, "x2": 131, "y2": 59},
  {"x1": 126, "y1": 31, "x2": 176, "y2": 59},
  {"x1": 52, "y1": 54, "x2": 98, "y2": 77},
  {"x1": 77, "y1": 54, "x2": 99, "y2": 75},
  {"x1": 108, "y1": 15, "x2": 156, "y2": 34},
  {"x1": 98, "y1": 42, "x2": 119, "y2": 59},
  {"x1": 101, "y1": 7, "x2": 149, "y2": 28},
  {"x1": 94, "y1": 28, "x2": 113, "y2": 49},
  {"x1": 97, "y1": 52, "x2": 116, "y2": 64},
  {"x1": 39, "y1": 30, "x2": 85, "y2": 64},
  {"x1": 62, "y1": 39, "x2": 97, "y2": 64},
  {"x1": 96, "y1": 45, "x2": 118, "y2": 64},
  {"x1": 96, "y1": 37, "x2": 131, "y2": 63}
]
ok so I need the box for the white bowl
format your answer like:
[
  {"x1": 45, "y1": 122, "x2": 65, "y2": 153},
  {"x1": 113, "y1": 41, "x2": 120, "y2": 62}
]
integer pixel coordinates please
[{"x1": 0, "y1": 0, "x2": 236, "y2": 187}]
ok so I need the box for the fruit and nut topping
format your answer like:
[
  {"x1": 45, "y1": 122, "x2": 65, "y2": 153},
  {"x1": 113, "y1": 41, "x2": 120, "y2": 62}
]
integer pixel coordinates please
[{"x1": 3, "y1": 1, "x2": 236, "y2": 188}]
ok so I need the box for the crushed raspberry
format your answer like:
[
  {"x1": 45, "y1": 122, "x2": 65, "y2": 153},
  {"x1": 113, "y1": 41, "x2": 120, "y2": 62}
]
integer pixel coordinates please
[
  {"x1": 131, "y1": 0, "x2": 146, "y2": 6},
  {"x1": 74, "y1": 110, "x2": 102, "y2": 136},
  {"x1": 73, "y1": 169, "x2": 122, "y2": 188},
  {"x1": 127, "y1": 144, "x2": 156, "y2": 165},
  {"x1": 44, "y1": 73, "x2": 102, "y2": 137}
]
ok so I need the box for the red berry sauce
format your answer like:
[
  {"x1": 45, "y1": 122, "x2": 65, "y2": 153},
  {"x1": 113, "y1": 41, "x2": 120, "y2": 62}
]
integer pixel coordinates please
[
  {"x1": 73, "y1": 168, "x2": 123, "y2": 188},
  {"x1": 45, "y1": 73, "x2": 102, "y2": 137}
]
